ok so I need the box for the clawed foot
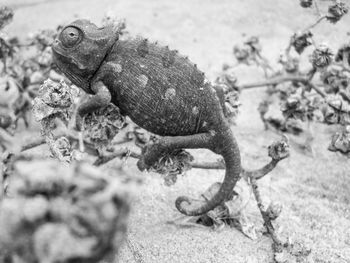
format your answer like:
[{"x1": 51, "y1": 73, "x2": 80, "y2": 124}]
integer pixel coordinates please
[{"x1": 137, "y1": 139, "x2": 167, "y2": 171}]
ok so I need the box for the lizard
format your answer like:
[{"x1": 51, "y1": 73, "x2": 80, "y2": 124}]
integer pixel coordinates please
[{"x1": 51, "y1": 19, "x2": 241, "y2": 216}]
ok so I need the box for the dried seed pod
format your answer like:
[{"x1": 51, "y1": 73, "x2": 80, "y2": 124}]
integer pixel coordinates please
[
  {"x1": 233, "y1": 44, "x2": 250, "y2": 62},
  {"x1": 291, "y1": 31, "x2": 312, "y2": 54},
  {"x1": 215, "y1": 70, "x2": 238, "y2": 91},
  {"x1": 310, "y1": 44, "x2": 333, "y2": 69},
  {"x1": 225, "y1": 90, "x2": 241, "y2": 122},
  {"x1": 320, "y1": 65, "x2": 350, "y2": 94},
  {"x1": 327, "y1": 2, "x2": 348, "y2": 24},
  {"x1": 321, "y1": 95, "x2": 350, "y2": 125},
  {"x1": 300, "y1": 0, "x2": 313, "y2": 8},
  {"x1": 279, "y1": 54, "x2": 300, "y2": 73},
  {"x1": 281, "y1": 96, "x2": 307, "y2": 121},
  {"x1": 29, "y1": 29, "x2": 57, "y2": 51},
  {"x1": 268, "y1": 138, "x2": 290, "y2": 161},
  {"x1": 328, "y1": 126, "x2": 350, "y2": 154},
  {"x1": 0, "y1": 113, "x2": 12, "y2": 129},
  {"x1": 266, "y1": 201, "x2": 282, "y2": 220},
  {"x1": 0, "y1": 75, "x2": 21, "y2": 104},
  {"x1": 335, "y1": 43, "x2": 350, "y2": 65},
  {"x1": 244, "y1": 36, "x2": 261, "y2": 52}
]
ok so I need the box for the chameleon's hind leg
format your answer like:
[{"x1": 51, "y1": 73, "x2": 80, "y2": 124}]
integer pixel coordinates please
[{"x1": 137, "y1": 133, "x2": 214, "y2": 171}]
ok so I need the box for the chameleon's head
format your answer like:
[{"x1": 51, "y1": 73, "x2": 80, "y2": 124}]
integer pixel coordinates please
[{"x1": 52, "y1": 19, "x2": 118, "y2": 93}]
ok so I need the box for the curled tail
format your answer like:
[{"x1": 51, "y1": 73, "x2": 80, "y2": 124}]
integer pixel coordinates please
[{"x1": 175, "y1": 128, "x2": 241, "y2": 216}]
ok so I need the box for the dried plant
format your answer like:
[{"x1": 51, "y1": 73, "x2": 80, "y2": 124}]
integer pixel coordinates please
[{"x1": 0, "y1": 159, "x2": 133, "y2": 263}]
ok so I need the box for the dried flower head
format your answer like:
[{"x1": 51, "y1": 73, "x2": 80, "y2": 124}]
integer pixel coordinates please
[
  {"x1": 266, "y1": 201, "x2": 282, "y2": 220},
  {"x1": 149, "y1": 149, "x2": 194, "y2": 186},
  {"x1": 299, "y1": 0, "x2": 313, "y2": 8},
  {"x1": 83, "y1": 104, "x2": 126, "y2": 148},
  {"x1": 291, "y1": 31, "x2": 313, "y2": 54},
  {"x1": 0, "y1": 37, "x2": 15, "y2": 61},
  {"x1": 327, "y1": 2, "x2": 348, "y2": 24},
  {"x1": 52, "y1": 136, "x2": 72, "y2": 161},
  {"x1": 310, "y1": 44, "x2": 333, "y2": 69},
  {"x1": 225, "y1": 89, "x2": 241, "y2": 123},
  {"x1": 102, "y1": 12, "x2": 127, "y2": 35},
  {"x1": 328, "y1": 126, "x2": 350, "y2": 154},
  {"x1": 0, "y1": 6, "x2": 13, "y2": 30},
  {"x1": 32, "y1": 79, "x2": 77, "y2": 124}
]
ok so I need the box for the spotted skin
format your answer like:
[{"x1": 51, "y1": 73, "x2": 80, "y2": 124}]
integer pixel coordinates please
[{"x1": 52, "y1": 19, "x2": 241, "y2": 216}]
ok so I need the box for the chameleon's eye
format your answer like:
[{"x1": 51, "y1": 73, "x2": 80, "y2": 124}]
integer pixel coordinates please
[{"x1": 59, "y1": 27, "x2": 82, "y2": 48}]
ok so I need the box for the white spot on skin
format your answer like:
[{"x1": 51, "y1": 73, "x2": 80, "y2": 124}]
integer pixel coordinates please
[
  {"x1": 210, "y1": 87, "x2": 216, "y2": 94},
  {"x1": 164, "y1": 88, "x2": 176, "y2": 100},
  {"x1": 137, "y1": 75, "x2": 149, "y2": 88},
  {"x1": 114, "y1": 64, "x2": 122, "y2": 73},
  {"x1": 209, "y1": 130, "x2": 216, "y2": 136},
  {"x1": 107, "y1": 62, "x2": 123, "y2": 73},
  {"x1": 204, "y1": 78, "x2": 210, "y2": 85},
  {"x1": 192, "y1": 106, "x2": 199, "y2": 115}
]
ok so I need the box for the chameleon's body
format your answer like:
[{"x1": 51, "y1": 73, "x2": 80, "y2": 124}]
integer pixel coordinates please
[{"x1": 52, "y1": 20, "x2": 241, "y2": 216}]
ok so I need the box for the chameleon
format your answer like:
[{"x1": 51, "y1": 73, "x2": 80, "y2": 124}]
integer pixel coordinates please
[{"x1": 52, "y1": 19, "x2": 241, "y2": 216}]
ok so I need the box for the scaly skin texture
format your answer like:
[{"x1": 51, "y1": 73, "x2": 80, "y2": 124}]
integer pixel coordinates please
[{"x1": 52, "y1": 19, "x2": 241, "y2": 216}]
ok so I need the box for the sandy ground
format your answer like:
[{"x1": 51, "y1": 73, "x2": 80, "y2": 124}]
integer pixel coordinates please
[{"x1": 3, "y1": 0, "x2": 350, "y2": 262}]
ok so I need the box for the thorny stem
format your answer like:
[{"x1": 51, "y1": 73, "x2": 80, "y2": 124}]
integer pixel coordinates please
[
  {"x1": 190, "y1": 158, "x2": 281, "y2": 180},
  {"x1": 302, "y1": 15, "x2": 327, "y2": 34},
  {"x1": 19, "y1": 129, "x2": 97, "y2": 153},
  {"x1": 16, "y1": 128, "x2": 286, "y2": 179},
  {"x1": 21, "y1": 136, "x2": 50, "y2": 152},
  {"x1": 239, "y1": 76, "x2": 308, "y2": 89},
  {"x1": 243, "y1": 159, "x2": 279, "y2": 180},
  {"x1": 250, "y1": 178, "x2": 282, "y2": 246},
  {"x1": 93, "y1": 148, "x2": 141, "y2": 166},
  {"x1": 95, "y1": 149, "x2": 283, "y2": 181},
  {"x1": 239, "y1": 74, "x2": 327, "y2": 98}
]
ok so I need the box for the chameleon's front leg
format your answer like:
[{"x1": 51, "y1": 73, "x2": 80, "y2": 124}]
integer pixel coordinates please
[
  {"x1": 137, "y1": 133, "x2": 215, "y2": 171},
  {"x1": 76, "y1": 81, "x2": 111, "y2": 131}
]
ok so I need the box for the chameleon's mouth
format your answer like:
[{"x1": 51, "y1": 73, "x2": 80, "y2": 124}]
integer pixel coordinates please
[
  {"x1": 51, "y1": 46, "x2": 94, "y2": 95},
  {"x1": 52, "y1": 43, "x2": 88, "y2": 71}
]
